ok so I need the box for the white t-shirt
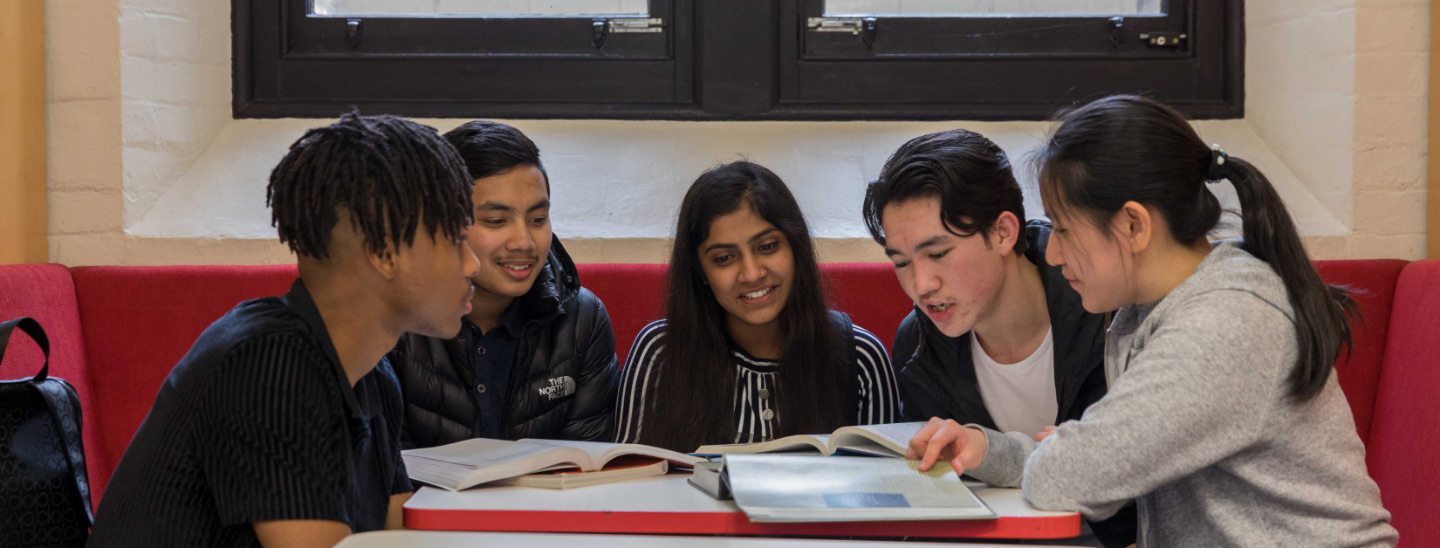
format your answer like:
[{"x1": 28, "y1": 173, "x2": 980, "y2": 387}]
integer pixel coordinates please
[{"x1": 970, "y1": 328, "x2": 1057, "y2": 437}]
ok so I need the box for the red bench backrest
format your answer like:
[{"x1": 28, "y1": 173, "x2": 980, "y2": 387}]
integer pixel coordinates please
[
  {"x1": 0, "y1": 264, "x2": 105, "y2": 509},
  {"x1": 575, "y1": 264, "x2": 667, "y2": 364},
  {"x1": 1313, "y1": 259, "x2": 1410, "y2": 445},
  {"x1": 1367, "y1": 260, "x2": 1440, "y2": 547},
  {"x1": 71, "y1": 264, "x2": 297, "y2": 496}
]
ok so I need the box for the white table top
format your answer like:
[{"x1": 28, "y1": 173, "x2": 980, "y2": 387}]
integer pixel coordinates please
[
  {"x1": 404, "y1": 473, "x2": 1080, "y2": 540},
  {"x1": 407, "y1": 473, "x2": 1069, "y2": 518},
  {"x1": 338, "y1": 530, "x2": 1091, "y2": 548}
]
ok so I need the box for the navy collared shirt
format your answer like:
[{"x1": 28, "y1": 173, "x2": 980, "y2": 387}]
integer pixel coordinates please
[{"x1": 466, "y1": 305, "x2": 521, "y2": 439}]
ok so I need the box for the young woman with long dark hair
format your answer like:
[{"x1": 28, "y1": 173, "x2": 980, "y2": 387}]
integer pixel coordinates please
[
  {"x1": 906, "y1": 96, "x2": 1396, "y2": 547},
  {"x1": 614, "y1": 161, "x2": 899, "y2": 452}
]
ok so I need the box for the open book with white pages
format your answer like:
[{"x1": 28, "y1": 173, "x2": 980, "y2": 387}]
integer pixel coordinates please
[
  {"x1": 493, "y1": 457, "x2": 670, "y2": 490},
  {"x1": 694, "y1": 422, "x2": 925, "y2": 458},
  {"x1": 723, "y1": 454, "x2": 996, "y2": 523},
  {"x1": 402, "y1": 438, "x2": 705, "y2": 492}
]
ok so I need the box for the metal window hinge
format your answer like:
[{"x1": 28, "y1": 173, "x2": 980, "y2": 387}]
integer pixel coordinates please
[
  {"x1": 806, "y1": 16, "x2": 878, "y2": 48},
  {"x1": 593, "y1": 17, "x2": 664, "y2": 48},
  {"x1": 1138, "y1": 31, "x2": 1186, "y2": 47}
]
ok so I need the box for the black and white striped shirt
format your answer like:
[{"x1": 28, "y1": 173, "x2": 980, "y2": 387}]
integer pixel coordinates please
[{"x1": 614, "y1": 318, "x2": 900, "y2": 445}]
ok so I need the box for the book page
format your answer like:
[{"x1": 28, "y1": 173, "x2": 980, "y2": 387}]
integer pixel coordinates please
[
  {"x1": 828, "y1": 422, "x2": 926, "y2": 455},
  {"x1": 724, "y1": 454, "x2": 992, "y2": 522},
  {"x1": 402, "y1": 438, "x2": 582, "y2": 468},
  {"x1": 831, "y1": 439, "x2": 901, "y2": 458},
  {"x1": 496, "y1": 458, "x2": 669, "y2": 490},
  {"x1": 695, "y1": 434, "x2": 829, "y2": 456},
  {"x1": 517, "y1": 438, "x2": 704, "y2": 469}
]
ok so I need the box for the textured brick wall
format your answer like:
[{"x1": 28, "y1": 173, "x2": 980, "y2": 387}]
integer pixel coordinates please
[
  {"x1": 1347, "y1": 0, "x2": 1429, "y2": 258},
  {"x1": 44, "y1": 0, "x2": 1430, "y2": 265}
]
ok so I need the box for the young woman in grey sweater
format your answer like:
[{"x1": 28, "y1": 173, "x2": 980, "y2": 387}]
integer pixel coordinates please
[{"x1": 906, "y1": 95, "x2": 1397, "y2": 547}]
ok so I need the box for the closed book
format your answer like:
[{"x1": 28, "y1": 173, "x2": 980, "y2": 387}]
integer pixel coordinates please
[{"x1": 687, "y1": 460, "x2": 730, "y2": 500}]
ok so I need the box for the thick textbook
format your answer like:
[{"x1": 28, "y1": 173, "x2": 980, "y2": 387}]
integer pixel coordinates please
[
  {"x1": 724, "y1": 454, "x2": 995, "y2": 522},
  {"x1": 694, "y1": 422, "x2": 925, "y2": 457},
  {"x1": 687, "y1": 460, "x2": 730, "y2": 499},
  {"x1": 403, "y1": 438, "x2": 703, "y2": 492}
]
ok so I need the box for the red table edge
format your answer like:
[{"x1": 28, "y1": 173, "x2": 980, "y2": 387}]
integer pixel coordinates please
[{"x1": 404, "y1": 508, "x2": 1081, "y2": 540}]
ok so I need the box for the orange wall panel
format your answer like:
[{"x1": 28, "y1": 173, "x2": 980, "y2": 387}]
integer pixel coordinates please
[{"x1": 0, "y1": 0, "x2": 47, "y2": 264}]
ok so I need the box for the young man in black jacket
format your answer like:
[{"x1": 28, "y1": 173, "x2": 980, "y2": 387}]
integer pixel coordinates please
[
  {"x1": 388, "y1": 121, "x2": 620, "y2": 447},
  {"x1": 861, "y1": 129, "x2": 1133, "y2": 548}
]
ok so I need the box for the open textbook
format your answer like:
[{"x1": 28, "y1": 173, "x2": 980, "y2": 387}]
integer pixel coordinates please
[
  {"x1": 724, "y1": 454, "x2": 995, "y2": 522},
  {"x1": 494, "y1": 457, "x2": 669, "y2": 490},
  {"x1": 403, "y1": 438, "x2": 704, "y2": 492},
  {"x1": 695, "y1": 422, "x2": 925, "y2": 458}
]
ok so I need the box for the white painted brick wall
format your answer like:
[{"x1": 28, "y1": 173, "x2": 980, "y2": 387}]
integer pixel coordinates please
[
  {"x1": 1347, "y1": 0, "x2": 1430, "y2": 259},
  {"x1": 117, "y1": 0, "x2": 231, "y2": 227},
  {"x1": 43, "y1": 0, "x2": 1430, "y2": 264},
  {"x1": 1245, "y1": 0, "x2": 1357, "y2": 227}
]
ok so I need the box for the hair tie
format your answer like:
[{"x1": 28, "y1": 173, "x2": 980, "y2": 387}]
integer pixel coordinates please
[{"x1": 1207, "y1": 144, "x2": 1229, "y2": 182}]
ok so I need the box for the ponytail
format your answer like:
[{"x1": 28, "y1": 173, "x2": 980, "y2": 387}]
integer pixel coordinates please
[
  {"x1": 1036, "y1": 94, "x2": 1355, "y2": 404},
  {"x1": 1222, "y1": 156, "x2": 1355, "y2": 401}
]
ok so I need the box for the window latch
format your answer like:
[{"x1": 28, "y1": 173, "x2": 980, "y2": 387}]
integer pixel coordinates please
[
  {"x1": 807, "y1": 17, "x2": 878, "y2": 48},
  {"x1": 1139, "y1": 31, "x2": 1187, "y2": 48},
  {"x1": 592, "y1": 17, "x2": 664, "y2": 48},
  {"x1": 346, "y1": 19, "x2": 363, "y2": 49}
]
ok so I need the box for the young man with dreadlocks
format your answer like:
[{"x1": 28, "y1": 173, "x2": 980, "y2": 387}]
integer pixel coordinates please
[
  {"x1": 862, "y1": 129, "x2": 1134, "y2": 548},
  {"x1": 388, "y1": 121, "x2": 620, "y2": 446},
  {"x1": 88, "y1": 113, "x2": 479, "y2": 548}
]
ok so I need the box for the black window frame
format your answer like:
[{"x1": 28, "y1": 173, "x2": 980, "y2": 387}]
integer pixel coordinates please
[{"x1": 234, "y1": 0, "x2": 1243, "y2": 120}]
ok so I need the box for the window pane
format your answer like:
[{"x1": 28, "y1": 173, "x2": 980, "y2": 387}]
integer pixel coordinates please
[
  {"x1": 824, "y1": 0, "x2": 1164, "y2": 17},
  {"x1": 312, "y1": 0, "x2": 649, "y2": 17}
]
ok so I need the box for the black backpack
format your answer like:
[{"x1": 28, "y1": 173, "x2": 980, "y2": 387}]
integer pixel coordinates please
[{"x1": 0, "y1": 317, "x2": 93, "y2": 547}]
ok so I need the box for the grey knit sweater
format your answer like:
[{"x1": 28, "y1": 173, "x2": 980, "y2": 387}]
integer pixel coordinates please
[{"x1": 966, "y1": 242, "x2": 1397, "y2": 547}]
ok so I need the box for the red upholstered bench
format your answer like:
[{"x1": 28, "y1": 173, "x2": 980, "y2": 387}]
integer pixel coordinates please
[
  {"x1": 0, "y1": 265, "x2": 105, "y2": 502},
  {"x1": 70, "y1": 265, "x2": 298, "y2": 506},
  {"x1": 0, "y1": 260, "x2": 1435, "y2": 546},
  {"x1": 1364, "y1": 261, "x2": 1440, "y2": 548}
]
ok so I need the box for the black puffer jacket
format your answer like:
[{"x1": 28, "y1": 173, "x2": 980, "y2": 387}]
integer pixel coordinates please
[{"x1": 388, "y1": 238, "x2": 619, "y2": 447}]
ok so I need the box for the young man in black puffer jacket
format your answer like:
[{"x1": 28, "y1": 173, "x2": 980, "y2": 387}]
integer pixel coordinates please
[{"x1": 388, "y1": 121, "x2": 619, "y2": 447}]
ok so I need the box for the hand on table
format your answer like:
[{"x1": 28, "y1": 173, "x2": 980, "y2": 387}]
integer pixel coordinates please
[{"x1": 905, "y1": 417, "x2": 987, "y2": 474}]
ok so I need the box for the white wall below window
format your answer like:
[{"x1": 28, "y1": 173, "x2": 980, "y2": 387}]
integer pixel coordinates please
[{"x1": 122, "y1": 118, "x2": 1339, "y2": 243}]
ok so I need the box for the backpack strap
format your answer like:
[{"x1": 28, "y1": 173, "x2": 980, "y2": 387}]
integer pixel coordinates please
[{"x1": 33, "y1": 379, "x2": 94, "y2": 524}]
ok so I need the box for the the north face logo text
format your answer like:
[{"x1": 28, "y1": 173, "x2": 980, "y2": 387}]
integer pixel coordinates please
[{"x1": 538, "y1": 376, "x2": 576, "y2": 401}]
